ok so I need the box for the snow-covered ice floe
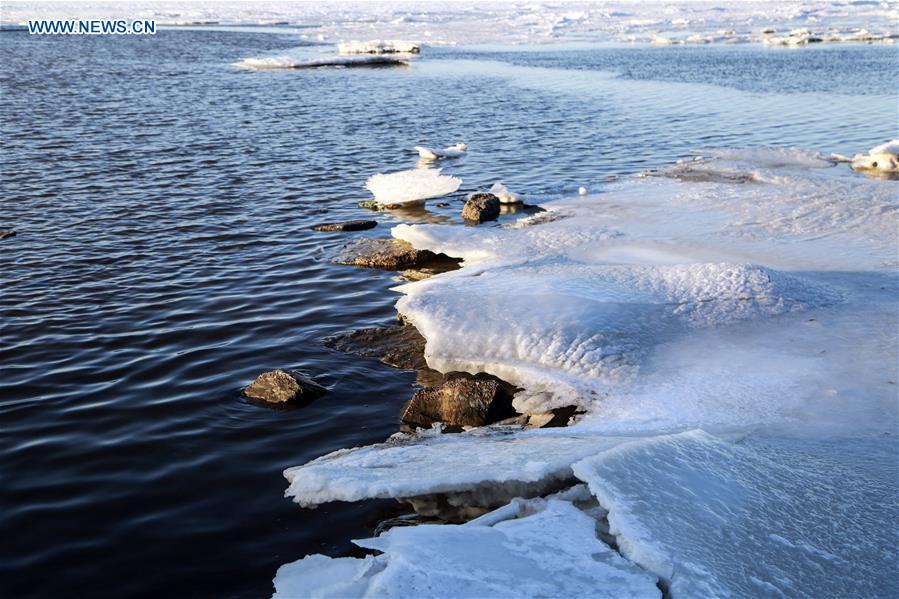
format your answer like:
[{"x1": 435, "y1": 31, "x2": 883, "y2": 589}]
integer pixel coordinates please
[
  {"x1": 365, "y1": 169, "x2": 461, "y2": 206},
  {"x1": 278, "y1": 147, "x2": 898, "y2": 597},
  {"x1": 488, "y1": 181, "x2": 523, "y2": 204},
  {"x1": 415, "y1": 143, "x2": 467, "y2": 161}
]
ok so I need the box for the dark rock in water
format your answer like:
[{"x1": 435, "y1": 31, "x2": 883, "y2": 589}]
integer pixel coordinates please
[
  {"x1": 311, "y1": 220, "x2": 378, "y2": 232},
  {"x1": 462, "y1": 193, "x2": 500, "y2": 223},
  {"x1": 243, "y1": 369, "x2": 327, "y2": 405},
  {"x1": 339, "y1": 238, "x2": 447, "y2": 270},
  {"x1": 0, "y1": 229, "x2": 16, "y2": 240},
  {"x1": 401, "y1": 378, "x2": 516, "y2": 431},
  {"x1": 358, "y1": 200, "x2": 381, "y2": 210},
  {"x1": 434, "y1": 202, "x2": 450, "y2": 208},
  {"x1": 325, "y1": 322, "x2": 427, "y2": 370}
]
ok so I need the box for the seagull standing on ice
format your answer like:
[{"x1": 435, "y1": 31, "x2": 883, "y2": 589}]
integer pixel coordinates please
[{"x1": 415, "y1": 143, "x2": 468, "y2": 160}]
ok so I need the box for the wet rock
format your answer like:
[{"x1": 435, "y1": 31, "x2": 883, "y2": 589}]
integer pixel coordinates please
[
  {"x1": 0, "y1": 229, "x2": 16, "y2": 240},
  {"x1": 325, "y1": 322, "x2": 427, "y2": 370},
  {"x1": 243, "y1": 369, "x2": 327, "y2": 405},
  {"x1": 401, "y1": 378, "x2": 516, "y2": 431},
  {"x1": 311, "y1": 220, "x2": 378, "y2": 232},
  {"x1": 358, "y1": 200, "x2": 381, "y2": 210},
  {"x1": 462, "y1": 193, "x2": 500, "y2": 223},
  {"x1": 434, "y1": 202, "x2": 450, "y2": 208},
  {"x1": 399, "y1": 268, "x2": 438, "y2": 281},
  {"x1": 338, "y1": 239, "x2": 437, "y2": 269}
]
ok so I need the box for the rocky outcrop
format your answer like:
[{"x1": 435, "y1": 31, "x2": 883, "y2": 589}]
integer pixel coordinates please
[
  {"x1": 462, "y1": 193, "x2": 500, "y2": 223},
  {"x1": 0, "y1": 229, "x2": 16, "y2": 240},
  {"x1": 339, "y1": 239, "x2": 438, "y2": 269},
  {"x1": 243, "y1": 369, "x2": 327, "y2": 405},
  {"x1": 401, "y1": 378, "x2": 516, "y2": 431},
  {"x1": 311, "y1": 220, "x2": 378, "y2": 232}
]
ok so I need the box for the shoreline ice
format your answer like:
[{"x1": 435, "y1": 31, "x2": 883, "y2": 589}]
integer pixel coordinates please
[{"x1": 277, "y1": 146, "x2": 897, "y2": 597}]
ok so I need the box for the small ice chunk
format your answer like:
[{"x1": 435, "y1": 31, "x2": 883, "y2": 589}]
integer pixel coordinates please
[
  {"x1": 415, "y1": 143, "x2": 467, "y2": 160},
  {"x1": 273, "y1": 498, "x2": 661, "y2": 599},
  {"x1": 850, "y1": 140, "x2": 899, "y2": 174},
  {"x1": 488, "y1": 181, "x2": 523, "y2": 204},
  {"x1": 365, "y1": 168, "x2": 461, "y2": 206},
  {"x1": 578, "y1": 186, "x2": 588, "y2": 195}
]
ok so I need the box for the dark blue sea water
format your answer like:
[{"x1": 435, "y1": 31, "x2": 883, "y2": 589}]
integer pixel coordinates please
[{"x1": 1, "y1": 28, "x2": 896, "y2": 598}]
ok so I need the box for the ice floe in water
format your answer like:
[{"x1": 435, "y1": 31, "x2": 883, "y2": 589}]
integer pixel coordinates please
[
  {"x1": 415, "y1": 143, "x2": 467, "y2": 161},
  {"x1": 572, "y1": 430, "x2": 899, "y2": 597},
  {"x1": 273, "y1": 498, "x2": 661, "y2": 598},
  {"x1": 365, "y1": 169, "x2": 461, "y2": 206},
  {"x1": 488, "y1": 181, "x2": 524, "y2": 204}
]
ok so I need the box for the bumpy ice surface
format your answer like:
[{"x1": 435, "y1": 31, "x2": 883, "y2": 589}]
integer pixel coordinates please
[{"x1": 274, "y1": 498, "x2": 661, "y2": 599}]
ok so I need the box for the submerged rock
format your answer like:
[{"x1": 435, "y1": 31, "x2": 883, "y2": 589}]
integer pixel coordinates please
[
  {"x1": 325, "y1": 322, "x2": 427, "y2": 370},
  {"x1": 311, "y1": 220, "x2": 378, "y2": 232},
  {"x1": 401, "y1": 378, "x2": 516, "y2": 431},
  {"x1": 462, "y1": 193, "x2": 500, "y2": 223},
  {"x1": 243, "y1": 369, "x2": 327, "y2": 405},
  {"x1": 338, "y1": 238, "x2": 437, "y2": 269},
  {"x1": 0, "y1": 229, "x2": 16, "y2": 240}
]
